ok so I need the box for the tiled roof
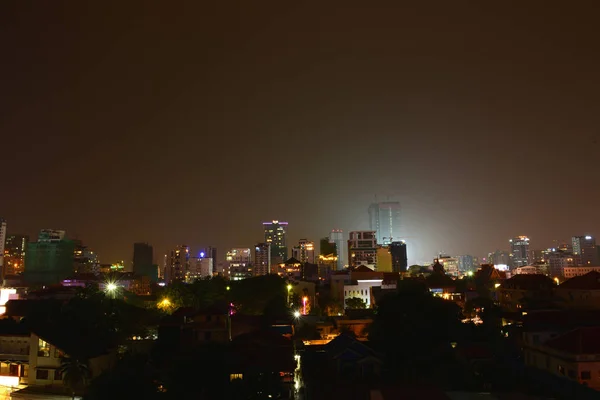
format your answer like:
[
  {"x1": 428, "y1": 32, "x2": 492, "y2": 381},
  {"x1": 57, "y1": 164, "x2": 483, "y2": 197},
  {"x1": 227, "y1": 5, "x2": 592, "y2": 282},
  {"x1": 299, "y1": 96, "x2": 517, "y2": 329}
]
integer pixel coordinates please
[
  {"x1": 559, "y1": 271, "x2": 600, "y2": 290},
  {"x1": 500, "y1": 274, "x2": 554, "y2": 290},
  {"x1": 544, "y1": 326, "x2": 600, "y2": 355}
]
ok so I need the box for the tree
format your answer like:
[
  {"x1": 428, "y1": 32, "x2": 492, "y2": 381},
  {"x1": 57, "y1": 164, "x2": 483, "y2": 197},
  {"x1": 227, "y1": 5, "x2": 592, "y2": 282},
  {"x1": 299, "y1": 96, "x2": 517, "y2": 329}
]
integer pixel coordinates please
[
  {"x1": 86, "y1": 354, "x2": 164, "y2": 400},
  {"x1": 345, "y1": 297, "x2": 367, "y2": 309},
  {"x1": 368, "y1": 287, "x2": 464, "y2": 381},
  {"x1": 59, "y1": 357, "x2": 90, "y2": 399}
]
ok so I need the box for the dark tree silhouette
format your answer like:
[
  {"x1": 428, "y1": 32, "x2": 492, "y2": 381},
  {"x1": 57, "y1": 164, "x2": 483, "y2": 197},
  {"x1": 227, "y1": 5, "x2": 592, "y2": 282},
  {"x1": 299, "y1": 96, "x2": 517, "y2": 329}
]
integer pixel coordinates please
[{"x1": 345, "y1": 297, "x2": 367, "y2": 309}]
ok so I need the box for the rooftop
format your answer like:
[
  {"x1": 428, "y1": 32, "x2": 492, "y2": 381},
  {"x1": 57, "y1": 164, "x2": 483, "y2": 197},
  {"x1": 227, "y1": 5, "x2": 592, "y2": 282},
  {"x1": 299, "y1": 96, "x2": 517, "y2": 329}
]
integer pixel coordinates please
[
  {"x1": 558, "y1": 271, "x2": 600, "y2": 290},
  {"x1": 544, "y1": 326, "x2": 600, "y2": 355},
  {"x1": 499, "y1": 274, "x2": 555, "y2": 290}
]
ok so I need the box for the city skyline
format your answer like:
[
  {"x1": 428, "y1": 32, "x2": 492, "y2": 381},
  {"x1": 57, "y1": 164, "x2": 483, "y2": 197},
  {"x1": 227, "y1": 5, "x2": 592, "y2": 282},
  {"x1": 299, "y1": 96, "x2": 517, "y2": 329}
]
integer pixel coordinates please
[
  {"x1": 2, "y1": 3, "x2": 600, "y2": 265},
  {"x1": 3, "y1": 216, "x2": 600, "y2": 267}
]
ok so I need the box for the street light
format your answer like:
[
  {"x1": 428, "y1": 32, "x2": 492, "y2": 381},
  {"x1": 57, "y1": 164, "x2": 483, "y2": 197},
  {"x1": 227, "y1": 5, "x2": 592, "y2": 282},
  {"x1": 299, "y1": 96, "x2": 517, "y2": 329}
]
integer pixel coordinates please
[
  {"x1": 106, "y1": 283, "x2": 117, "y2": 292},
  {"x1": 293, "y1": 310, "x2": 301, "y2": 318}
]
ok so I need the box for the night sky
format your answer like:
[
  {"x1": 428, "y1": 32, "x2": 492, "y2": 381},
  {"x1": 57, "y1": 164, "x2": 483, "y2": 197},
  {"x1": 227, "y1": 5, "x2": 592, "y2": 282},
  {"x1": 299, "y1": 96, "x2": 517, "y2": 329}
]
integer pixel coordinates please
[{"x1": 2, "y1": 2, "x2": 600, "y2": 265}]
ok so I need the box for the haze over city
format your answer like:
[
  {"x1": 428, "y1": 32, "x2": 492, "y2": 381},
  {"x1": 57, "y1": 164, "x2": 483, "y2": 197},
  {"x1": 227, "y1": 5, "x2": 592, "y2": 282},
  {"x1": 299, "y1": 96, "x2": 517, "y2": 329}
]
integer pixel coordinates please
[{"x1": 2, "y1": 2, "x2": 600, "y2": 264}]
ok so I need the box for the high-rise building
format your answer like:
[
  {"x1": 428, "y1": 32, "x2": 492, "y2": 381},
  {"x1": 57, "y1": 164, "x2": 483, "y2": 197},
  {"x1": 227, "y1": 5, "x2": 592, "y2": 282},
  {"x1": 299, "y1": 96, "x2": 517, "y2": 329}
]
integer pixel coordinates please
[
  {"x1": 509, "y1": 236, "x2": 530, "y2": 267},
  {"x1": 73, "y1": 242, "x2": 99, "y2": 275},
  {"x1": 438, "y1": 255, "x2": 459, "y2": 277},
  {"x1": 133, "y1": 242, "x2": 156, "y2": 281},
  {"x1": 3, "y1": 234, "x2": 28, "y2": 276},
  {"x1": 226, "y1": 248, "x2": 252, "y2": 280},
  {"x1": 263, "y1": 220, "x2": 288, "y2": 262},
  {"x1": 572, "y1": 236, "x2": 598, "y2": 266},
  {"x1": 457, "y1": 255, "x2": 475, "y2": 274},
  {"x1": 187, "y1": 256, "x2": 213, "y2": 281},
  {"x1": 253, "y1": 243, "x2": 271, "y2": 276},
  {"x1": 0, "y1": 219, "x2": 7, "y2": 276},
  {"x1": 376, "y1": 246, "x2": 393, "y2": 272},
  {"x1": 348, "y1": 231, "x2": 377, "y2": 269},
  {"x1": 165, "y1": 245, "x2": 189, "y2": 284},
  {"x1": 203, "y1": 246, "x2": 218, "y2": 267},
  {"x1": 24, "y1": 229, "x2": 76, "y2": 285},
  {"x1": 389, "y1": 241, "x2": 408, "y2": 273},
  {"x1": 292, "y1": 239, "x2": 315, "y2": 264},
  {"x1": 368, "y1": 202, "x2": 401, "y2": 245},
  {"x1": 328, "y1": 230, "x2": 346, "y2": 270},
  {"x1": 488, "y1": 250, "x2": 511, "y2": 267}
]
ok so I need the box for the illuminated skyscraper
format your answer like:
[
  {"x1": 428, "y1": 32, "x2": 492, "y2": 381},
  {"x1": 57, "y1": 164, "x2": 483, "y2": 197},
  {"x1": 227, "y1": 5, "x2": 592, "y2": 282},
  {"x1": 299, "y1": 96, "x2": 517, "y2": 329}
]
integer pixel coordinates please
[
  {"x1": 328, "y1": 230, "x2": 346, "y2": 270},
  {"x1": 348, "y1": 231, "x2": 377, "y2": 269},
  {"x1": 165, "y1": 245, "x2": 189, "y2": 284},
  {"x1": 3, "y1": 234, "x2": 28, "y2": 276},
  {"x1": 263, "y1": 220, "x2": 288, "y2": 261},
  {"x1": 509, "y1": 236, "x2": 530, "y2": 267},
  {"x1": 572, "y1": 235, "x2": 598, "y2": 266},
  {"x1": 226, "y1": 248, "x2": 252, "y2": 280},
  {"x1": 292, "y1": 239, "x2": 315, "y2": 264},
  {"x1": 253, "y1": 243, "x2": 271, "y2": 276},
  {"x1": 368, "y1": 202, "x2": 401, "y2": 245}
]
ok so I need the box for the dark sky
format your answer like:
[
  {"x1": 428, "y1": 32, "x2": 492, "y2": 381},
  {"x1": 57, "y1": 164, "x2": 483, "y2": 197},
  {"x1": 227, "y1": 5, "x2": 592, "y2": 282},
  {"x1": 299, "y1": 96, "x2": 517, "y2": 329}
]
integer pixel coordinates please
[{"x1": 2, "y1": 1, "x2": 600, "y2": 265}]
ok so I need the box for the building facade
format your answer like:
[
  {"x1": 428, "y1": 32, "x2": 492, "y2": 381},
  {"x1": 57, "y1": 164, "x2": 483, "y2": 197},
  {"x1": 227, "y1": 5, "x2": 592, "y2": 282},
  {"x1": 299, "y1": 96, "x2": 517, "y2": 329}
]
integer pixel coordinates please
[
  {"x1": 226, "y1": 248, "x2": 252, "y2": 280},
  {"x1": 133, "y1": 242, "x2": 156, "y2": 281},
  {"x1": 328, "y1": 230, "x2": 346, "y2": 270},
  {"x1": 389, "y1": 241, "x2": 408, "y2": 273},
  {"x1": 187, "y1": 257, "x2": 213, "y2": 281},
  {"x1": 253, "y1": 243, "x2": 271, "y2": 276},
  {"x1": 292, "y1": 239, "x2": 315, "y2": 264},
  {"x1": 510, "y1": 236, "x2": 530, "y2": 267},
  {"x1": 572, "y1": 236, "x2": 598, "y2": 266},
  {"x1": 263, "y1": 220, "x2": 288, "y2": 262},
  {"x1": 24, "y1": 230, "x2": 76, "y2": 285},
  {"x1": 348, "y1": 231, "x2": 377, "y2": 269},
  {"x1": 165, "y1": 245, "x2": 189, "y2": 284},
  {"x1": 3, "y1": 234, "x2": 28, "y2": 276},
  {"x1": 368, "y1": 202, "x2": 401, "y2": 245},
  {"x1": 0, "y1": 219, "x2": 6, "y2": 277}
]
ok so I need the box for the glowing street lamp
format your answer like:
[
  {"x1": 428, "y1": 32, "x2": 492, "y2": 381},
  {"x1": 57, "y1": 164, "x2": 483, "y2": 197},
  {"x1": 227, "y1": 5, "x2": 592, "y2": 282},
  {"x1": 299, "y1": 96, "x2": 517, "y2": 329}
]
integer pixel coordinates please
[{"x1": 293, "y1": 310, "x2": 301, "y2": 319}]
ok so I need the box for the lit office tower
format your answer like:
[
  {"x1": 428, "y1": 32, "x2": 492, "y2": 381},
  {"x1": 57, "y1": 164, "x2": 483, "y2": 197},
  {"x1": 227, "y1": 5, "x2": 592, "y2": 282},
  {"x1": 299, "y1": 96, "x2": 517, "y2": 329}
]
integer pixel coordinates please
[
  {"x1": 329, "y1": 230, "x2": 346, "y2": 270},
  {"x1": 263, "y1": 220, "x2": 288, "y2": 262},
  {"x1": 348, "y1": 231, "x2": 377, "y2": 269},
  {"x1": 292, "y1": 239, "x2": 315, "y2": 264},
  {"x1": 3, "y1": 234, "x2": 28, "y2": 276},
  {"x1": 253, "y1": 243, "x2": 271, "y2": 276},
  {"x1": 389, "y1": 241, "x2": 408, "y2": 273},
  {"x1": 0, "y1": 219, "x2": 6, "y2": 276},
  {"x1": 457, "y1": 255, "x2": 475, "y2": 274},
  {"x1": 368, "y1": 202, "x2": 401, "y2": 245},
  {"x1": 572, "y1": 236, "x2": 598, "y2": 266},
  {"x1": 165, "y1": 245, "x2": 189, "y2": 284},
  {"x1": 133, "y1": 243, "x2": 156, "y2": 282},
  {"x1": 226, "y1": 248, "x2": 252, "y2": 280},
  {"x1": 509, "y1": 236, "x2": 530, "y2": 267}
]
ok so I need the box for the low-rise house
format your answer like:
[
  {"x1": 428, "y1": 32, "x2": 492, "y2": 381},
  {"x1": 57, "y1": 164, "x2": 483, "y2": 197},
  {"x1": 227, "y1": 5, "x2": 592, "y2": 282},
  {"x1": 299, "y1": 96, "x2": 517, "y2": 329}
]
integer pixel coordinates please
[
  {"x1": 524, "y1": 326, "x2": 600, "y2": 390},
  {"x1": 497, "y1": 274, "x2": 555, "y2": 312},
  {"x1": 0, "y1": 320, "x2": 30, "y2": 392},
  {"x1": 324, "y1": 333, "x2": 382, "y2": 380},
  {"x1": 159, "y1": 305, "x2": 230, "y2": 349},
  {"x1": 555, "y1": 271, "x2": 600, "y2": 310}
]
